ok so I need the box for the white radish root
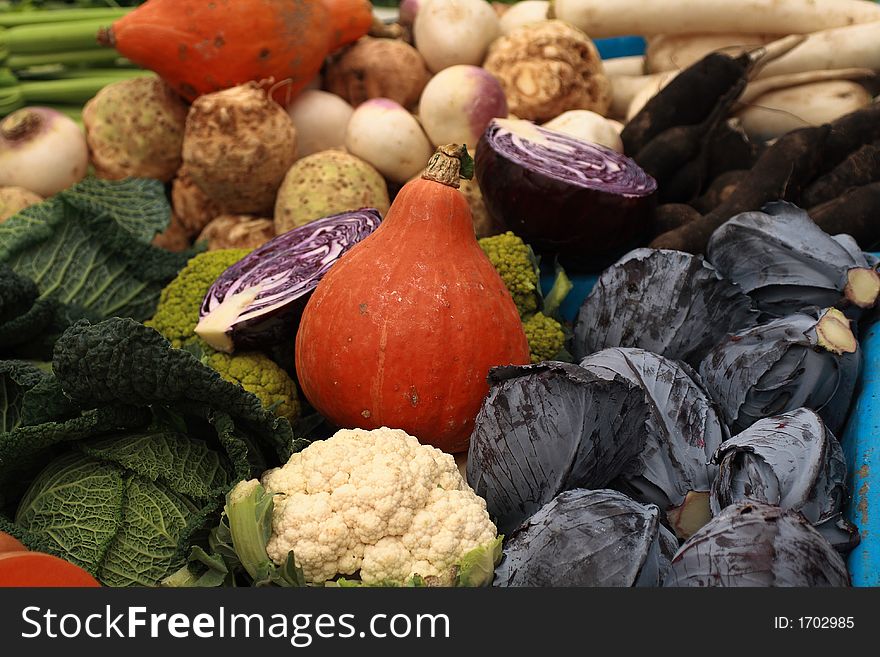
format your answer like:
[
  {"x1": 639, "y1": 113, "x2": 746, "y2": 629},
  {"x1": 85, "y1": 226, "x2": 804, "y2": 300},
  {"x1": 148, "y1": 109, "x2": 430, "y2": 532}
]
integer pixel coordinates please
[
  {"x1": 739, "y1": 68, "x2": 876, "y2": 105},
  {"x1": 757, "y1": 22, "x2": 880, "y2": 79},
  {"x1": 644, "y1": 32, "x2": 779, "y2": 73},
  {"x1": 550, "y1": 0, "x2": 880, "y2": 38},
  {"x1": 735, "y1": 79, "x2": 873, "y2": 141},
  {"x1": 602, "y1": 55, "x2": 645, "y2": 77}
]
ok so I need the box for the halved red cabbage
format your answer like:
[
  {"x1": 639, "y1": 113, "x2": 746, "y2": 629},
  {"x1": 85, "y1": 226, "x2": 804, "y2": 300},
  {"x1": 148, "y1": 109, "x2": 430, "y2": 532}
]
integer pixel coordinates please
[
  {"x1": 195, "y1": 209, "x2": 382, "y2": 352},
  {"x1": 475, "y1": 118, "x2": 657, "y2": 272}
]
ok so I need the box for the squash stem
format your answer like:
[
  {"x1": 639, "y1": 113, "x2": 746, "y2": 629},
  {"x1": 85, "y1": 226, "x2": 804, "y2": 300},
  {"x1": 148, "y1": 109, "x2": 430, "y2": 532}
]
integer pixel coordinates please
[{"x1": 422, "y1": 143, "x2": 475, "y2": 189}]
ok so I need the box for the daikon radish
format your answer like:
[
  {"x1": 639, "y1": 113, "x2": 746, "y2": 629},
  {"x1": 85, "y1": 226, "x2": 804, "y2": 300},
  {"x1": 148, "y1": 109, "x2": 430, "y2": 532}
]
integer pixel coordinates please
[
  {"x1": 645, "y1": 33, "x2": 778, "y2": 73},
  {"x1": 602, "y1": 55, "x2": 645, "y2": 77},
  {"x1": 757, "y1": 22, "x2": 880, "y2": 79},
  {"x1": 736, "y1": 80, "x2": 873, "y2": 141},
  {"x1": 609, "y1": 72, "x2": 677, "y2": 119},
  {"x1": 550, "y1": 0, "x2": 880, "y2": 38},
  {"x1": 739, "y1": 68, "x2": 876, "y2": 105}
]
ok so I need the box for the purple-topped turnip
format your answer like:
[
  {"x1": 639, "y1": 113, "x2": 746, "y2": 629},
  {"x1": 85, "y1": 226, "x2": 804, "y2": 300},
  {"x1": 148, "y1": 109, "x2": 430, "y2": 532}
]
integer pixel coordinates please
[
  {"x1": 475, "y1": 117, "x2": 657, "y2": 271},
  {"x1": 418, "y1": 65, "x2": 508, "y2": 149},
  {"x1": 195, "y1": 208, "x2": 382, "y2": 353},
  {"x1": 0, "y1": 107, "x2": 88, "y2": 197}
]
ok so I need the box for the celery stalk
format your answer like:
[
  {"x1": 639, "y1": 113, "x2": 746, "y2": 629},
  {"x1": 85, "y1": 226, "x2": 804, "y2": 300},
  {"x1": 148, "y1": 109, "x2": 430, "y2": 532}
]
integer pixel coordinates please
[
  {"x1": 6, "y1": 48, "x2": 124, "y2": 68},
  {"x1": 1, "y1": 18, "x2": 113, "y2": 55},
  {"x1": 0, "y1": 8, "x2": 129, "y2": 28}
]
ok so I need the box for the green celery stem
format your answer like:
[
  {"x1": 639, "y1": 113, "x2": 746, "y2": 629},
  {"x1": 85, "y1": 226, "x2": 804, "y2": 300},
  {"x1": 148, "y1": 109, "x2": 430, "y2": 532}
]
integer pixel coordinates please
[
  {"x1": 2, "y1": 19, "x2": 115, "y2": 55},
  {"x1": 18, "y1": 76, "x2": 133, "y2": 104},
  {"x1": 7, "y1": 48, "x2": 124, "y2": 69},
  {"x1": 0, "y1": 8, "x2": 129, "y2": 29}
]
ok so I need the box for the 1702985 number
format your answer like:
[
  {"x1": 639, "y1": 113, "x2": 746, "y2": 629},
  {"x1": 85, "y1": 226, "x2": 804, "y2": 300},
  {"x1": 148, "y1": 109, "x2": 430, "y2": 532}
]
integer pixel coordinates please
[{"x1": 799, "y1": 617, "x2": 855, "y2": 629}]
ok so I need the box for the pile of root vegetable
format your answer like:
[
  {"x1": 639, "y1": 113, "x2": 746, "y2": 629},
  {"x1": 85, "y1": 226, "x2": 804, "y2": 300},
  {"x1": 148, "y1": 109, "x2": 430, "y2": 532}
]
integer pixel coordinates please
[{"x1": 1, "y1": 0, "x2": 880, "y2": 588}]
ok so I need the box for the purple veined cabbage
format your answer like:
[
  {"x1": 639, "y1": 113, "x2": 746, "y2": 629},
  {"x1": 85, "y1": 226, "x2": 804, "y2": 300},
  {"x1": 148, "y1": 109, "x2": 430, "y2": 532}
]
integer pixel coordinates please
[
  {"x1": 698, "y1": 307, "x2": 861, "y2": 435},
  {"x1": 572, "y1": 248, "x2": 759, "y2": 368},
  {"x1": 466, "y1": 361, "x2": 649, "y2": 535},
  {"x1": 494, "y1": 489, "x2": 678, "y2": 587},
  {"x1": 710, "y1": 408, "x2": 859, "y2": 553},
  {"x1": 579, "y1": 348, "x2": 727, "y2": 540},
  {"x1": 706, "y1": 202, "x2": 880, "y2": 320},
  {"x1": 663, "y1": 502, "x2": 850, "y2": 587},
  {"x1": 195, "y1": 208, "x2": 382, "y2": 353},
  {"x1": 474, "y1": 117, "x2": 657, "y2": 272}
]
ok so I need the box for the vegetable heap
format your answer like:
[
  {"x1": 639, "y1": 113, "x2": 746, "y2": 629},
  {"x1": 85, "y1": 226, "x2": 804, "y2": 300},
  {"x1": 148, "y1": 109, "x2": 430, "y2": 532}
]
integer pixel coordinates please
[{"x1": 2, "y1": 0, "x2": 880, "y2": 590}]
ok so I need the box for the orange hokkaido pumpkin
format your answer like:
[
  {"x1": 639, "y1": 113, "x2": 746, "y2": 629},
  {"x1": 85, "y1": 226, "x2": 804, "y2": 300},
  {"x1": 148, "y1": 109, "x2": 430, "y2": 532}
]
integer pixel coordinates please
[
  {"x1": 99, "y1": 0, "x2": 373, "y2": 103},
  {"x1": 295, "y1": 144, "x2": 530, "y2": 454}
]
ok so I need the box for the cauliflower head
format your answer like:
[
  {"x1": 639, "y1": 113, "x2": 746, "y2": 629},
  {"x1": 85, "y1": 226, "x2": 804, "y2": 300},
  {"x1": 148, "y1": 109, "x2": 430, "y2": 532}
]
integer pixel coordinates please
[
  {"x1": 479, "y1": 231, "x2": 540, "y2": 317},
  {"x1": 260, "y1": 427, "x2": 499, "y2": 585},
  {"x1": 146, "y1": 248, "x2": 251, "y2": 348},
  {"x1": 523, "y1": 312, "x2": 566, "y2": 363}
]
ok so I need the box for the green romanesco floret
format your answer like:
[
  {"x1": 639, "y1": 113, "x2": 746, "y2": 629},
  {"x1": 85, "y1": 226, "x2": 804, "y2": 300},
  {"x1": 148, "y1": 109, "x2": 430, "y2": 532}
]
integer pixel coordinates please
[
  {"x1": 523, "y1": 312, "x2": 566, "y2": 363},
  {"x1": 478, "y1": 231, "x2": 540, "y2": 317},
  {"x1": 206, "y1": 351, "x2": 300, "y2": 425},
  {"x1": 145, "y1": 248, "x2": 252, "y2": 349},
  {"x1": 145, "y1": 248, "x2": 300, "y2": 425}
]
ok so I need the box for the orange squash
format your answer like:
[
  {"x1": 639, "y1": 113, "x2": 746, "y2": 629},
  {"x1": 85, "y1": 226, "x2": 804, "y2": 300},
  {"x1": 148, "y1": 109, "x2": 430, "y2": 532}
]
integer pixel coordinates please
[
  {"x1": 99, "y1": 0, "x2": 373, "y2": 103},
  {"x1": 295, "y1": 144, "x2": 530, "y2": 454},
  {"x1": 0, "y1": 552, "x2": 102, "y2": 587}
]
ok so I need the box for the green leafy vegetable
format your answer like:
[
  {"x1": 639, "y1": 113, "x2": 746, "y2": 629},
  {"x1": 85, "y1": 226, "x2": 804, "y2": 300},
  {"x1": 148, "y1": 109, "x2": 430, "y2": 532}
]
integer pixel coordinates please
[
  {"x1": 0, "y1": 317, "x2": 298, "y2": 586},
  {"x1": 0, "y1": 177, "x2": 191, "y2": 358}
]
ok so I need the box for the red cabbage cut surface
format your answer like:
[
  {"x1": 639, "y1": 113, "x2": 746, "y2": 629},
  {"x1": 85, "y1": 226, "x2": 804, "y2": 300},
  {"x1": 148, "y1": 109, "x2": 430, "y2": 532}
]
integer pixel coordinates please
[
  {"x1": 475, "y1": 118, "x2": 657, "y2": 272},
  {"x1": 195, "y1": 209, "x2": 382, "y2": 352}
]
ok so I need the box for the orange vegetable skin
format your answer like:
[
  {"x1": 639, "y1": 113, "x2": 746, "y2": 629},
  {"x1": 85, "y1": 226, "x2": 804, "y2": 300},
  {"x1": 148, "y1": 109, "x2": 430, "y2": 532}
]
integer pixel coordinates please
[
  {"x1": 101, "y1": 0, "x2": 372, "y2": 102},
  {"x1": 295, "y1": 147, "x2": 530, "y2": 454},
  {"x1": 0, "y1": 552, "x2": 102, "y2": 587},
  {"x1": 0, "y1": 532, "x2": 27, "y2": 554}
]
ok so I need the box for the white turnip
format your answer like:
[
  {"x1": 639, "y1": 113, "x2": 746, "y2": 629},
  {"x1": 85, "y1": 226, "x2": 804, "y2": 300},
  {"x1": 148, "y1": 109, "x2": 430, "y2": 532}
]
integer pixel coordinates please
[
  {"x1": 418, "y1": 65, "x2": 508, "y2": 149},
  {"x1": 543, "y1": 110, "x2": 623, "y2": 152},
  {"x1": 499, "y1": 1, "x2": 549, "y2": 35},
  {"x1": 413, "y1": 0, "x2": 500, "y2": 73},
  {"x1": 286, "y1": 90, "x2": 353, "y2": 159},
  {"x1": 344, "y1": 98, "x2": 434, "y2": 183},
  {"x1": 0, "y1": 107, "x2": 88, "y2": 197}
]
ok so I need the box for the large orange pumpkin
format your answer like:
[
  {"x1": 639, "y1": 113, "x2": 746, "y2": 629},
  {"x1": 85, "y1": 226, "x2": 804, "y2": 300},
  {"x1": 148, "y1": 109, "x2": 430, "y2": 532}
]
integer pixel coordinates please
[{"x1": 295, "y1": 145, "x2": 530, "y2": 453}]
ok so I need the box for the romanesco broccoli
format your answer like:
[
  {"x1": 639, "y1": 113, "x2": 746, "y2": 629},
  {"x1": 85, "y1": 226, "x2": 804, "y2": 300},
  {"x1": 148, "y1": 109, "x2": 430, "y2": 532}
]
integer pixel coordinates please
[
  {"x1": 523, "y1": 312, "x2": 566, "y2": 363},
  {"x1": 146, "y1": 248, "x2": 300, "y2": 425},
  {"x1": 205, "y1": 351, "x2": 300, "y2": 424},
  {"x1": 478, "y1": 231, "x2": 540, "y2": 317},
  {"x1": 146, "y1": 249, "x2": 251, "y2": 349}
]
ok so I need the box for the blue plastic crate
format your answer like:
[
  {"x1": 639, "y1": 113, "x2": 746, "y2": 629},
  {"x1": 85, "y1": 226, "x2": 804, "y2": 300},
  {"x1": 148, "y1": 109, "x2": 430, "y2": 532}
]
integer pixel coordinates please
[{"x1": 542, "y1": 269, "x2": 879, "y2": 586}]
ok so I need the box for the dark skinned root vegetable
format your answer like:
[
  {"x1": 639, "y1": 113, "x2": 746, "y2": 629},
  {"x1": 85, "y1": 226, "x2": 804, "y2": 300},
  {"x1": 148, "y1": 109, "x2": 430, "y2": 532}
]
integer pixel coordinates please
[
  {"x1": 707, "y1": 201, "x2": 880, "y2": 318},
  {"x1": 803, "y1": 141, "x2": 880, "y2": 208},
  {"x1": 662, "y1": 120, "x2": 757, "y2": 206},
  {"x1": 810, "y1": 181, "x2": 880, "y2": 251},
  {"x1": 653, "y1": 203, "x2": 702, "y2": 236},
  {"x1": 698, "y1": 308, "x2": 860, "y2": 435},
  {"x1": 621, "y1": 52, "x2": 751, "y2": 156},
  {"x1": 710, "y1": 408, "x2": 860, "y2": 554},
  {"x1": 572, "y1": 248, "x2": 759, "y2": 368},
  {"x1": 663, "y1": 502, "x2": 850, "y2": 587},
  {"x1": 633, "y1": 80, "x2": 745, "y2": 204},
  {"x1": 651, "y1": 103, "x2": 880, "y2": 254},
  {"x1": 494, "y1": 489, "x2": 677, "y2": 587},
  {"x1": 690, "y1": 169, "x2": 749, "y2": 214},
  {"x1": 466, "y1": 361, "x2": 649, "y2": 535}
]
